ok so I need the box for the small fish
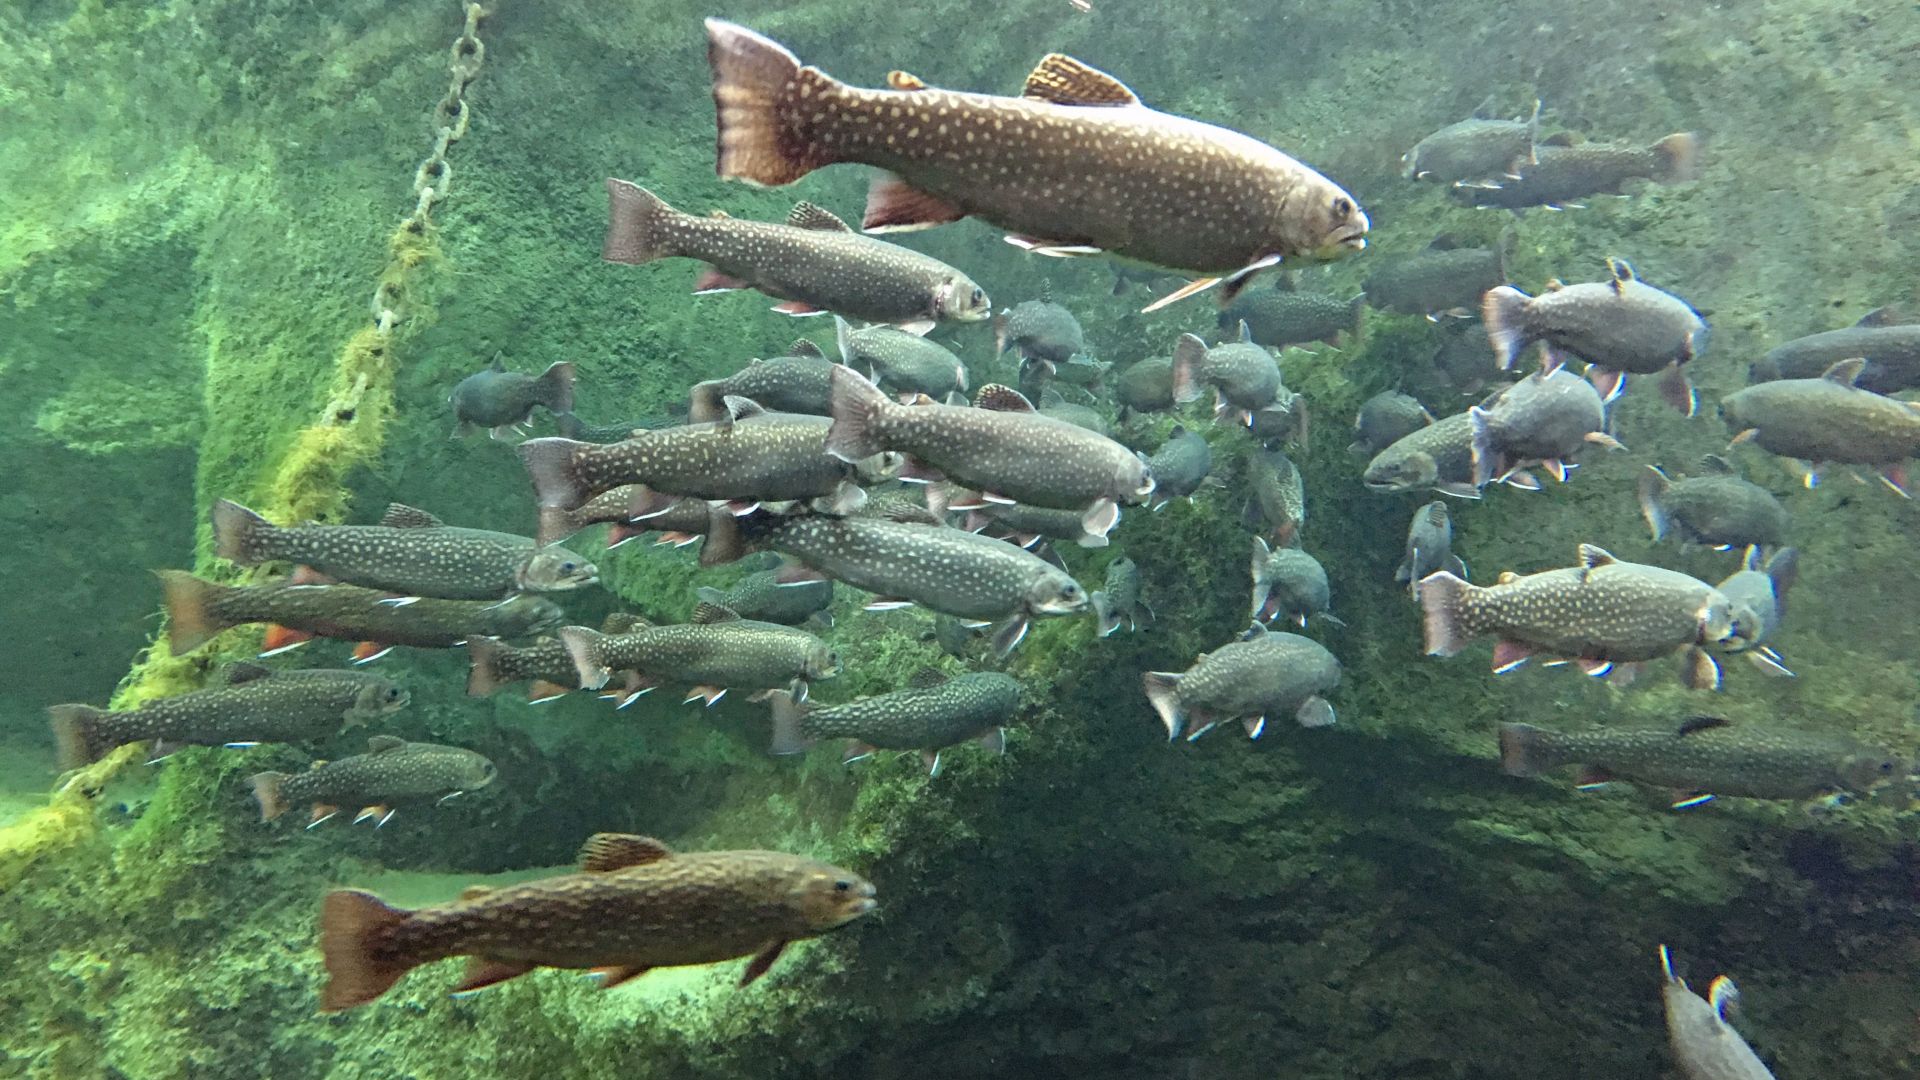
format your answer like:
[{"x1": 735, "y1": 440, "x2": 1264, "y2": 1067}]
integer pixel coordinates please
[
  {"x1": 1244, "y1": 444, "x2": 1306, "y2": 547},
  {"x1": 1051, "y1": 356, "x2": 1113, "y2": 391},
  {"x1": 1217, "y1": 281, "x2": 1365, "y2": 349},
  {"x1": 931, "y1": 613, "x2": 977, "y2": 658},
  {"x1": 697, "y1": 570, "x2": 835, "y2": 628},
  {"x1": 1749, "y1": 307, "x2": 1920, "y2": 394},
  {"x1": 1146, "y1": 426, "x2": 1213, "y2": 508},
  {"x1": 1639, "y1": 457, "x2": 1788, "y2": 552},
  {"x1": 1482, "y1": 258, "x2": 1708, "y2": 415},
  {"x1": 1500, "y1": 716, "x2": 1903, "y2": 806},
  {"x1": 961, "y1": 501, "x2": 1109, "y2": 549},
  {"x1": 1172, "y1": 326, "x2": 1284, "y2": 424},
  {"x1": 704, "y1": 21, "x2": 1368, "y2": 310},
  {"x1": 1469, "y1": 367, "x2": 1620, "y2": 488},
  {"x1": 1362, "y1": 231, "x2": 1512, "y2": 319},
  {"x1": 688, "y1": 340, "x2": 839, "y2": 422},
  {"x1": 1429, "y1": 319, "x2": 1502, "y2": 395},
  {"x1": 603, "y1": 181, "x2": 989, "y2": 333},
  {"x1": 213, "y1": 500, "x2": 597, "y2": 601},
  {"x1": 835, "y1": 316, "x2": 968, "y2": 400},
  {"x1": 48, "y1": 664, "x2": 408, "y2": 770},
  {"x1": 560, "y1": 603, "x2": 840, "y2": 705},
  {"x1": 1114, "y1": 357, "x2": 1175, "y2": 420},
  {"x1": 826, "y1": 368, "x2": 1152, "y2": 537},
  {"x1": 1091, "y1": 557, "x2": 1152, "y2": 637},
  {"x1": 537, "y1": 486, "x2": 720, "y2": 550},
  {"x1": 1403, "y1": 99, "x2": 1542, "y2": 185},
  {"x1": 1250, "y1": 538, "x2": 1339, "y2": 628},
  {"x1": 250, "y1": 736, "x2": 497, "y2": 828},
  {"x1": 1363, "y1": 411, "x2": 1481, "y2": 498},
  {"x1": 1659, "y1": 946, "x2": 1777, "y2": 1080},
  {"x1": 1349, "y1": 391, "x2": 1435, "y2": 458},
  {"x1": 1421, "y1": 543, "x2": 1737, "y2": 689},
  {"x1": 769, "y1": 669, "x2": 1019, "y2": 775},
  {"x1": 1720, "y1": 358, "x2": 1920, "y2": 494},
  {"x1": 1716, "y1": 547, "x2": 1799, "y2": 678},
  {"x1": 1455, "y1": 132, "x2": 1698, "y2": 210},
  {"x1": 1249, "y1": 390, "x2": 1311, "y2": 447},
  {"x1": 1395, "y1": 502, "x2": 1467, "y2": 600},
  {"x1": 1143, "y1": 623, "x2": 1341, "y2": 740},
  {"x1": 450, "y1": 359, "x2": 574, "y2": 439},
  {"x1": 156, "y1": 571, "x2": 565, "y2": 662},
  {"x1": 466, "y1": 614, "x2": 651, "y2": 702},
  {"x1": 317, "y1": 832, "x2": 877, "y2": 1011},
  {"x1": 993, "y1": 299, "x2": 1086, "y2": 367}
]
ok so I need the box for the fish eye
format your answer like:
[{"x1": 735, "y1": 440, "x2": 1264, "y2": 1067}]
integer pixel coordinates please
[
  {"x1": 385, "y1": 688, "x2": 402, "y2": 701},
  {"x1": 1331, "y1": 196, "x2": 1352, "y2": 218},
  {"x1": 1881, "y1": 760, "x2": 1896, "y2": 773},
  {"x1": 561, "y1": 561, "x2": 577, "y2": 573},
  {"x1": 971, "y1": 287, "x2": 984, "y2": 305},
  {"x1": 833, "y1": 879, "x2": 852, "y2": 892}
]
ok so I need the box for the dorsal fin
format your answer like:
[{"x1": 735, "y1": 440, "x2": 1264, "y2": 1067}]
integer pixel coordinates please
[
  {"x1": 1496, "y1": 570, "x2": 1519, "y2": 584},
  {"x1": 1240, "y1": 622, "x2": 1269, "y2": 642},
  {"x1": 1022, "y1": 54, "x2": 1141, "y2": 107},
  {"x1": 690, "y1": 601, "x2": 742, "y2": 624},
  {"x1": 1856, "y1": 306, "x2": 1906, "y2": 327},
  {"x1": 1544, "y1": 278, "x2": 1566, "y2": 292},
  {"x1": 222, "y1": 661, "x2": 275, "y2": 685},
  {"x1": 459, "y1": 884, "x2": 494, "y2": 901},
  {"x1": 381, "y1": 503, "x2": 444, "y2": 529},
  {"x1": 908, "y1": 667, "x2": 948, "y2": 689},
  {"x1": 1606, "y1": 257, "x2": 1635, "y2": 292},
  {"x1": 887, "y1": 70, "x2": 928, "y2": 91},
  {"x1": 708, "y1": 209, "x2": 732, "y2": 219},
  {"x1": 1676, "y1": 715, "x2": 1729, "y2": 737},
  {"x1": 601, "y1": 611, "x2": 651, "y2": 633},
  {"x1": 787, "y1": 202, "x2": 853, "y2": 232},
  {"x1": 579, "y1": 833, "x2": 673, "y2": 872},
  {"x1": 366, "y1": 735, "x2": 408, "y2": 753},
  {"x1": 1577, "y1": 543, "x2": 1618, "y2": 571},
  {"x1": 1820, "y1": 358, "x2": 1866, "y2": 385},
  {"x1": 487, "y1": 357, "x2": 506, "y2": 373},
  {"x1": 1697, "y1": 454, "x2": 1735, "y2": 475},
  {"x1": 1540, "y1": 131, "x2": 1577, "y2": 147},
  {"x1": 786, "y1": 338, "x2": 825, "y2": 359},
  {"x1": 974, "y1": 384, "x2": 1035, "y2": 412},
  {"x1": 723, "y1": 395, "x2": 768, "y2": 422},
  {"x1": 1236, "y1": 320, "x2": 1254, "y2": 344},
  {"x1": 1468, "y1": 93, "x2": 1499, "y2": 120}
]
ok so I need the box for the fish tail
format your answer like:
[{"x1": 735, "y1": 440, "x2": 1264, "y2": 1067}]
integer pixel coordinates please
[
  {"x1": 1141, "y1": 672, "x2": 1185, "y2": 740},
  {"x1": 1650, "y1": 132, "x2": 1699, "y2": 183},
  {"x1": 318, "y1": 889, "x2": 417, "y2": 1013},
  {"x1": 248, "y1": 771, "x2": 291, "y2": 822},
  {"x1": 1249, "y1": 537, "x2": 1274, "y2": 621},
  {"x1": 535, "y1": 361, "x2": 576, "y2": 415},
  {"x1": 155, "y1": 570, "x2": 227, "y2": 655},
  {"x1": 517, "y1": 437, "x2": 591, "y2": 520},
  {"x1": 699, "y1": 507, "x2": 748, "y2": 567},
  {"x1": 1496, "y1": 722, "x2": 1559, "y2": 777},
  {"x1": 1766, "y1": 547, "x2": 1800, "y2": 616},
  {"x1": 1479, "y1": 286, "x2": 1532, "y2": 370},
  {"x1": 687, "y1": 380, "x2": 728, "y2": 423},
  {"x1": 603, "y1": 179, "x2": 689, "y2": 265},
  {"x1": 1637, "y1": 465, "x2": 1672, "y2": 541},
  {"x1": 210, "y1": 498, "x2": 273, "y2": 565},
  {"x1": 705, "y1": 20, "x2": 836, "y2": 186},
  {"x1": 536, "y1": 505, "x2": 584, "y2": 547},
  {"x1": 1092, "y1": 591, "x2": 1120, "y2": 637},
  {"x1": 767, "y1": 690, "x2": 815, "y2": 755},
  {"x1": 552, "y1": 412, "x2": 585, "y2": 440},
  {"x1": 557, "y1": 626, "x2": 612, "y2": 690},
  {"x1": 1467, "y1": 406, "x2": 1498, "y2": 489},
  {"x1": 465, "y1": 636, "x2": 509, "y2": 698},
  {"x1": 1169, "y1": 334, "x2": 1207, "y2": 404},
  {"x1": 1346, "y1": 293, "x2": 1367, "y2": 337},
  {"x1": 1417, "y1": 571, "x2": 1477, "y2": 656},
  {"x1": 47, "y1": 704, "x2": 109, "y2": 770},
  {"x1": 824, "y1": 365, "x2": 894, "y2": 463}
]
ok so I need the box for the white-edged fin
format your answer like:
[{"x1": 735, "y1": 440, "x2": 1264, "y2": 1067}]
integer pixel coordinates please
[
  {"x1": 990, "y1": 615, "x2": 1030, "y2": 658},
  {"x1": 1140, "y1": 276, "x2": 1223, "y2": 313},
  {"x1": 1295, "y1": 697, "x2": 1335, "y2": 728},
  {"x1": 1707, "y1": 975, "x2": 1741, "y2": 1023},
  {"x1": 222, "y1": 741, "x2": 262, "y2": 749},
  {"x1": 1670, "y1": 793, "x2": 1716, "y2": 809},
  {"x1": 377, "y1": 596, "x2": 421, "y2": 608}
]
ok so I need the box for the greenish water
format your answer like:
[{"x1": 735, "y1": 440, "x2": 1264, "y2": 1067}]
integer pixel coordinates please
[{"x1": 2, "y1": 0, "x2": 1917, "y2": 1077}]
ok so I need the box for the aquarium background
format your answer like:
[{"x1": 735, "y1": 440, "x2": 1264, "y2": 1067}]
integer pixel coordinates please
[{"x1": 2, "y1": 0, "x2": 1917, "y2": 1076}]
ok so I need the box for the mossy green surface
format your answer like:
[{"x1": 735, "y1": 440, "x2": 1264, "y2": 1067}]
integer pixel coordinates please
[{"x1": 3, "y1": 0, "x2": 1920, "y2": 1077}]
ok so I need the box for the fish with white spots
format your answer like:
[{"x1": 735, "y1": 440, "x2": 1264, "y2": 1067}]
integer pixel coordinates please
[{"x1": 250, "y1": 737, "x2": 497, "y2": 828}]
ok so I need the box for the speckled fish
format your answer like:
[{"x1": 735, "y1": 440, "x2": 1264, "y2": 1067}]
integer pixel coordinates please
[
  {"x1": 705, "y1": 20, "x2": 1369, "y2": 311},
  {"x1": 466, "y1": 613, "x2": 652, "y2": 703},
  {"x1": 1244, "y1": 444, "x2": 1306, "y2": 547},
  {"x1": 689, "y1": 340, "x2": 839, "y2": 423},
  {"x1": 1716, "y1": 547, "x2": 1798, "y2": 678},
  {"x1": 557, "y1": 409, "x2": 686, "y2": 443},
  {"x1": 1430, "y1": 320, "x2": 1502, "y2": 395},
  {"x1": 560, "y1": 603, "x2": 840, "y2": 706},
  {"x1": 1421, "y1": 544, "x2": 1737, "y2": 689},
  {"x1": 1146, "y1": 425, "x2": 1213, "y2": 509},
  {"x1": 1659, "y1": 946, "x2": 1778, "y2": 1080},
  {"x1": 1500, "y1": 716, "x2": 1902, "y2": 806},
  {"x1": 833, "y1": 316, "x2": 968, "y2": 401},
  {"x1": 48, "y1": 664, "x2": 408, "y2": 770},
  {"x1": 993, "y1": 299, "x2": 1085, "y2": 367},
  {"x1": 1395, "y1": 501, "x2": 1466, "y2": 601},
  {"x1": 1092, "y1": 557, "x2": 1151, "y2": 637},
  {"x1": 1248, "y1": 390, "x2": 1311, "y2": 446},
  {"x1": 769, "y1": 669, "x2": 1019, "y2": 774},
  {"x1": 250, "y1": 736, "x2": 497, "y2": 828},
  {"x1": 960, "y1": 501, "x2": 1108, "y2": 549},
  {"x1": 705, "y1": 506, "x2": 1087, "y2": 657},
  {"x1": 1749, "y1": 308, "x2": 1920, "y2": 394},
  {"x1": 826, "y1": 367, "x2": 1152, "y2": 536},
  {"x1": 1143, "y1": 623, "x2": 1340, "y2": 740},
  {"x1": 450, "y1": 359, "x2": 575, "y2": 439},
  {"x1": 1639, "y1": 457, "x2": 1788, "y2": 552},
  {"x1": 1402, "y1": 99, "x2": 1541, "y2": 185},
  {"x1": 1250, "y1": 538, "x2": 1339, "y2": 628},
  {"x1": 1217, "y1": 282, "x2": 1364, "y2": 349},
  {"x1": 1455, "y1": 132, "x2": 1698, "y2": 210},
  {"x1": 157, "y1": 571, "x2": 565, "y2": 662},
  {"x1": 536, "y1": 487, "x2": 720, "y2": 551},
  {"x1": 1349, "y1": 391, "x2": 1435, "y2": 457},
  {"x1": 317, "y1": 832, "x2": 877, "y2": 1011},
  {"x1": 1115, "y1": 357, "x2": 1174, "y2": 420},
  {"x1": 1483, "y1": 258, "x2": 1708, "y2": 414},
  {"x1": 1720, "y1": 359, "x2": 1920, "y2": 493},
  {"x1": 697, "y1": 570, "x2": 834, "y2": 629},
  {"x1": 1172, "y1": 327, "x2": 1283, "y2": 425},
  {"x1": 1050, "y1": 357, "x2": 1112, "y2": 391},
  {"x1": 1362, "y1": 232, "x2": 1512, "y2": 319},
  {"x1": 1363, "y1": 411, "x2": 1481, "y2": 498},
  {"x1": 603, "y1": 181, "x2": 989, "y2": 333},
  {"x1": 1469, "y1": 367, "x2": 1620, "y2": 488},
  {"x1": 213, "y1": 500, "x2": 597, "y2": 601}
]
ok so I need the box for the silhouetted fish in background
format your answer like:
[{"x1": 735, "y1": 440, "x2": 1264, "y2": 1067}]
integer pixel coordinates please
[{"x1": 450, "y1": 358, "x2": 574, "y2": 439}]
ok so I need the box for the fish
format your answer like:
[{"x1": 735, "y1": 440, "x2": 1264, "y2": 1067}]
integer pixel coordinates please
[
  {"x1": 1363, "y1": 411, "x2": 1481, "y2": 498},
  {"x1": 1109, "y1": 265, "x2": 1184, "y2": 296},
  {"x1": 556, "y1": 409, "x2": 687, "y2": 443},
  {"x1": 1454, "y1": 132, "x2": 1698, "y2": 210},
  {"x1": 317, "y1": 832, "x2": 877, "y2": 1011},
  {"x1": 449, "y1": 359, "x2": 575, "y2": 439},
  {"x1": 1402, "y1": 99, "x2": 1542, "y2": 185},
  {"x1": 1748, "y1": 307, "x2": 1920, "y2": 394},
  {"x1": 1091, "y1": 557, "x2": 1152, "y2": 637},
  {"x1": 1114, "y1": 357, "x2": 1175, "y2": 420},
  {"x1": 559, "y1": 603, "x2": 840, "y2": 706},
  {"x1": 1036, "y1": 391, "x2": 1108, "y2": 435},
  {"x1": 1639, "y1": 457, "x2": 1788, "y2": 552},
  {"x1": 47, "y1": 664, "x2": 408, "y2": 770},
  {"x1": 1482, "y1": 258, "x2": 1708, "y2": 415},
  {"x1": 993, "y1": 299, "x2": 1086, "y2": 367},
  {"x1": 961, "y1": 501, "x2": 1110, "y2": 549},
  {"x1": 1361, "y1": 231, "x2": 1512, "y2": 319},
  {"x1": 1715, "y1": 546, "x2": 1798, "y2": 678},
  {"x1": 466, "y1": 613, "x2": 653, "y2": 702},
  {"x1": 1050, "y1": 356, "x2": 1113, "y2": 391},
  {"x1": 697, "y1": 570, "x2": 835, "y2": 629},
  {"x1": 250, "y1": 736, "x2": 497, "y2": 828},
  {"x1": 536, "y1": 486, "x2": 720, "y2": 550},
  {"x1": 1172, "y1": 326, "x2": 1284, "y2": 424},
  {"x1": 1247, "y1": 390, "x2": 1311, "y2": 447},
  {"x1": 517, "y1": 399, "x2": 885, "y2": 544},
  {"x1": 1250, "y1": 538, "x2": 1339, "y2": 628},
  {"x1": 704, "y1": 20, "x2": 1368, "y2": 311},
  {"x1": 212, "y1": 500, "x2": 597, "y2": 601},
  {"x1": 602, "y1": 181, "x2": 989, "y2": 333},
  {"x1": 688, "y1": 339, "x2": 839, "y2": 422},
  {"x1": 156, "y1": 571, "x2": 566, "y2": 662},
  {"x1": 1499, "y1": 716, "x2": 1903, "y2": 807},
  {"x1": 1142, "y1": 623, "x2": 1341, "y2": 740},
  {"x1": 768, "y1": 669, "x2": 1020, "y2": 775},
  {"x1": 1720, "y1": 358, "x2": 1920, "y2": 494},
  {"x1": 1349, "y1": 391, "x2": 1435, "y2": 457},
  {"x1": 1421, "y1": 543, "x2": 1738, "y2": 689},
  {"x1": 1394, "y1": 501, "x2": 1467, "y2": 600},
  {"x1": 931, "y1": 614, "x2": 977, "y2": 659},
  {"x1": 1429, "y1": 319, "x2": 1502, "y2": 395},
  {"x1": 1216, "y1": 281, "x2": 1365, "y2": 349},
  {"x1": 703, "y1": 505, "x2": 1087, "y2": 658},
  {"x1": 835, "y1": 316, "x2": 968, "y2": 400},
  {"x1": 1244, "y1": 444, "x2": 1306, "y2": 546},
  {"x1": 1146, "y1": 425, "x2": 1213, "y2": 508},
  {"x1": 825, "y1": 368, "x2": 1152, "y2": 537},
  {"x1": 1469, "y1": 367, "x2": 1621, "y2": 489},
  {"x1": 1659, "y1": 946, "x2": 1778, "y2": 1080}
]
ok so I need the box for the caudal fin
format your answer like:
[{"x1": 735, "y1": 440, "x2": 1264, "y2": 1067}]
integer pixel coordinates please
[
  {"x1": 1497, "y1": 722, "x2": 1555, "y2": 777},
  {"x1": 1142, "y1": 672, "x2": 1185, "y2": 739},
  {"x1": 1092, "y1": 591, "x2": 1120, "y2": 637},
  {"x1": 535, "y1": 362, "x2": 576, "y2": 416},
  {"x1": 318, "y1": 889, "x2": 416, "y2": 1012},
  {"x1": 155, "y1": 570, "x2": 227, "y2": 655},
  {"x1": 1480, "y1": 286, "x2": 1532, "y2": 370},
  {"x1": 1650, "y1": 132, "x2": 1699, "y2": 183},
  {"x1": 602, "y1": 180, "x2": 683, "y2": 265},
  {"x1": 249, "y1": 771, "x2": 290, "y2": 822},
  {"x1": 465, "y1": 636, "x2": 509, "y2": 698},
  {"x1": 48, "y1": 704, "x2": 109, "y2": 770},
  {"x1": 687, "y1": 380, "x2": 728, "y2": 424},
  {"x1": 767, "y1": 690, "x2": 815, "y2": 755},
  {"x1": 705, "y1": 20, "x2": 835, "y2": 186},
  {"x1": 1766, "y1": 547, "x2": 1800, "y2": 616},
  {"x1": 1638, "y1": 466, "x2": 1673, "y2": 541},
  {"x1": 1418, "y1": 572, "x2": 1476, "y2": 656},
  {"x1": 517, "y1": 438, "x2": 591, "y2": 520},
  {"x1": 1467, "y1": 406, "x2": 1499, "y2": 489},
  {"x1": 210, "y1": 499, "x2": 273, "y2": 565},
  {"x1": 824, "y1": 365, "x2": 894, "y2": 463},
  {"x1": 1169, "y1": 334, "x2": 1207, "y2": 404}
]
